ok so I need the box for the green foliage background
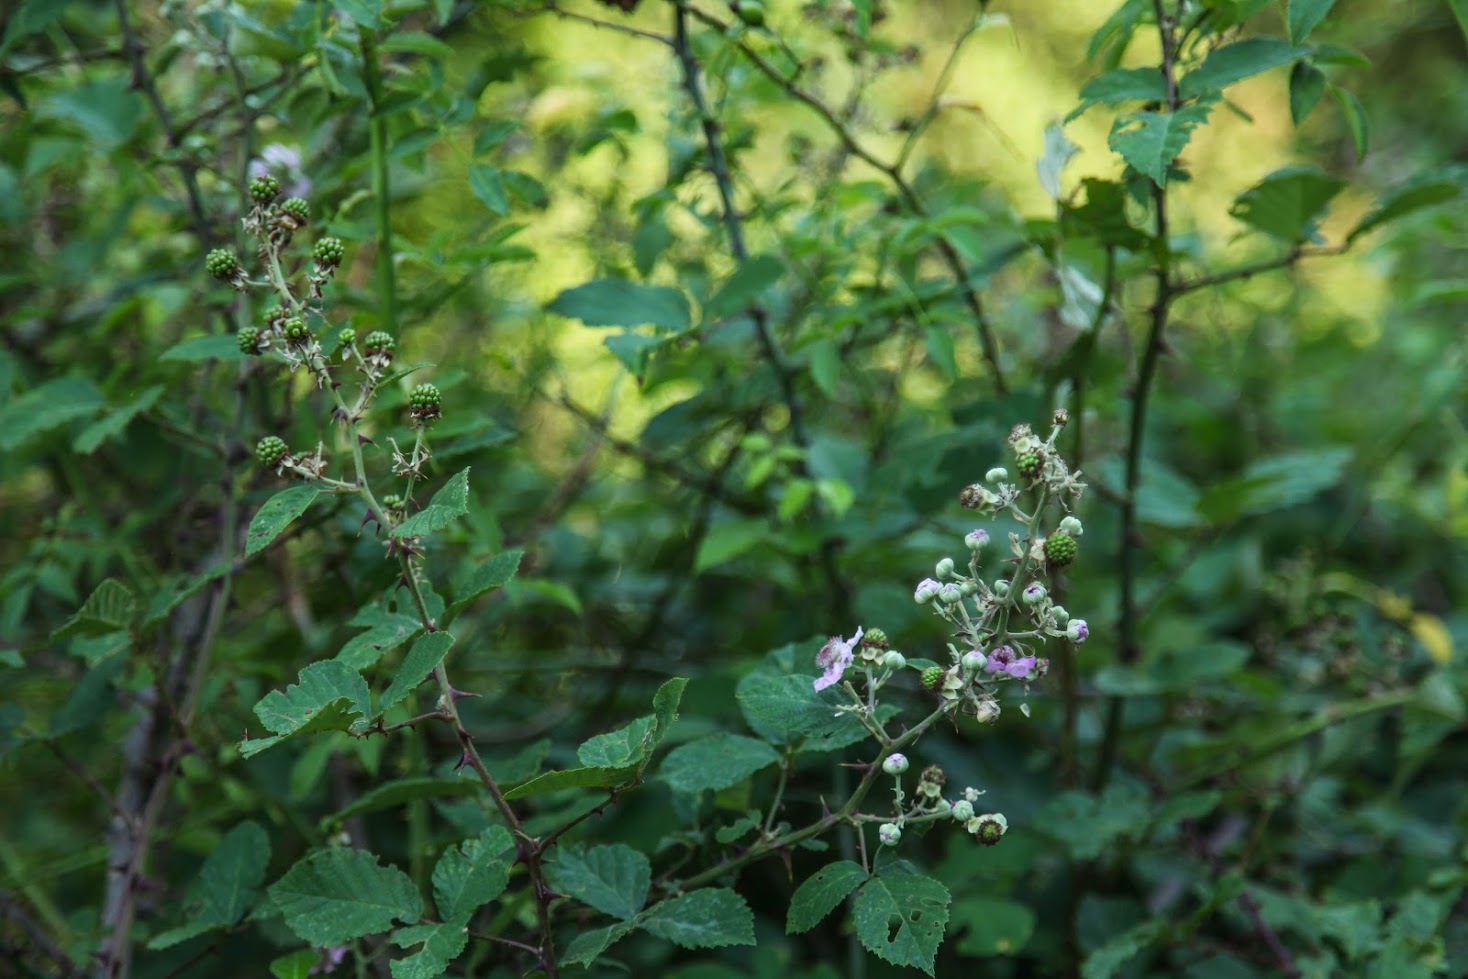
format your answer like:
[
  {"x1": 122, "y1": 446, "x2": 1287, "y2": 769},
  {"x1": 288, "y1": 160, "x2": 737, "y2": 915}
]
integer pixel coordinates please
[{"x1": 1, "y1": 0, "x2": 1466, "y2": 977}]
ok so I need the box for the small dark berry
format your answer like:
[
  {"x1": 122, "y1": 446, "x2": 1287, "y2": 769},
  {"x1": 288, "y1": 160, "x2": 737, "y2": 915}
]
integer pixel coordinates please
[
  {"x1": 249, "y1": 174, "x2": 280, "y2": 203},
  {"x1": 974, "y1": 817, "x2": 1005, "y2": 847},
  {"x1": 205, "y1": 248, "x2": 239, "y2": 280},
  {"x1": 256, "y1": 436, "x2": 289, "y2": 468}
]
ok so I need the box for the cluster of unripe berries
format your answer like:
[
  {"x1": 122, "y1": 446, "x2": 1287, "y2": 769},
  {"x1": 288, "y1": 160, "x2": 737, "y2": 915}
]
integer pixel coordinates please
[{"x1": 874, "y1": 762, "x2": 1008, "y2": 848}]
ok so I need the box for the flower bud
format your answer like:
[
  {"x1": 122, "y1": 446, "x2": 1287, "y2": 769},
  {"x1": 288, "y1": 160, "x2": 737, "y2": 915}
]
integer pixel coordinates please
[
  {"x1": 938, "y1": 583, "x2": 963, "y2": 605},
  {"x1": 882, "y1": 651, "x2": 907, "y2": 671},
  {"x1": 1050, "y1": 605, "x2": 1070, "y2": 626},
  {"x1": 1058, "y1": 516, "x2": 1083, "y2": 536},
  {"x1": 992, "y1": 580, "x2": 1010, "y2": 597},
  {"x1": 1067, "y1": 619, "x2": 1090, "y2": 643},
  {"x1": 1022, "y1": 583, "x2": 1047, "y2": 605},
  {"x1": 882, "y1": 753, "x2": 909, "y2": 776},
  {"x1": 935, "y1": 557, "x2": 955, "y2": 579},
  {"x1": 878, "y1": 823, "x2": 902, "y2": 846},
  {"x1": 965, "y1": 529, "x2": 990, "y2": 551},
  {"x1": 985, "y1": 467, "x2": 1008, "y2": 483},
  {"x1": 951, "y1": 800, "x2": 975, "y2": 822},
  {"x1": 914, "y1": 578, "x2": 940, "y2": 603},
  {"x1": 961, "y1": 650, "x2": 986, "y2": 676}
]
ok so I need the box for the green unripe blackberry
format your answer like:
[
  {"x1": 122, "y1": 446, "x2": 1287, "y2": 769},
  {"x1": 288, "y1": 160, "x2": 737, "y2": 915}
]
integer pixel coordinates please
[
  {"x1": 313, "y1": 236, "x2": 345, "y2": 268},
  {"x1": 1016, "y1": 450, "x2": 1043, "y2": 480},
  {"x1": 256, "y1": 436, "x2": 289, "y2": 468},
  {"x1": 959, "y1": 483, "x2": 985, "y2": 509},
  {"x1": 237, "y1": 326, "x2": 262, "y2": 355},
  {"x1": 921, "y1": 665, "x2": 944, "y2": 691},
  {"x1": 249, "y1": 174, "x2": 280, "y2": 203},
  {"x1": 973, "y1": 816, "x2": 1005, "y2": 847},
  {"x1": 280, "y1": 196, "x2": 309, "y2": 224},
  {"x1": 338, "y1": 327, "x2": 357, "y2": 347},
  {"x1": 382, "y1": 494, "x2": 403, "y2": 510},
  {"x1": 861, "y1": 627, "x2": 889, "y2": 652},
  {"x1": 263, "y1": 304, "x2": 290, "y2": 328},
  {"x1": 280, "y1": 316, "x2": 310, "y2": 344},
  {"x1": 205, "y1": 248, "x2": 239, "y2": 280},
  {"x1": 408, "y1": 383, "x2": 443, "y2": 421},
  {"x1": 1044, "y1": 530, "x2": 1078, "y2": 567},
  {"x1": 363, "y1": 331, "x2": 395, "y2": 359}
]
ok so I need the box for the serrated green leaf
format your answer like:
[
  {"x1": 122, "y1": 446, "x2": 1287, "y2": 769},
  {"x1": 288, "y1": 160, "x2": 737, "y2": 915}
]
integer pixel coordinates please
[
  {"x1": 639, "y1": 888, "x2": 755, "y2": 949},
  {"x1": 433, "y1": 826, "x2": 515, "y2": 923},
  {"x1": 390, "y1": 922, "x2": 466, "y2": 979},
  {"x1": 241, "y1": 660, "x2": 370, "y2": 758},
  {"x1": 705, "y1": 255, "x2": 784, "y2": 320},
  {"x1": 715, "y1": 810, "x2": 762, "y2": 845},
  {"x1": 149, "y1": 821, "x2": 270, "y2": 948},
  {"x1": 52, "y1": 578, "x2": 137, "y2": 641},
  {"x1": 325, "y1": 776, "x2": 481, "y2": 827},
  {"x1": 379, "y1": 631, "x2": 455, "y2": 714},
  {"x1": 1348, "y1": 179, "x2": 1460, "y2": 243},
  {"x1": 1288, "y1": 0, "x2": 1335, "y2": 44},
  {"x1": 548, "y1": 277, "x2": 691, "y2": 332},
  {"x1": 546, "y1": 844, "x2": 650, "y2": 921},
  {"x1": 1081, "y1": 920, "x2": 1164, "y2": 979},
  {"x1": 1333, "y1": 86, "x2": 1368, "y2": 161},
  {"x1": 1289, "y1": 61, "x2": 1327, "y2": 125},
  {"x1": 736, "y1": 671, "x2": 869, "y2": 752},
  {"x1": 0, "y1": 375, "x2": 103, "y2": 450},
  {"x1": 269, "y1": 848, "x2": 421, "y2": 947},
  {"x1": 951, "y1": 896, "x2": 1035, "y2": 957},
  {"x1": 443, "y1": 549, "x2": 523, "y2": 626},
  {"x1": 852, "y1": 873, "x2": 951, "y2": 975},
  {"x1": 1068, "y1": 67, "x2": 1164, "y2": 121},
  {"x1": 1178, "y1": 38, "x2": 1301, "y2": 99},
  {"x1": 1108, "y1": 104, "x2": 1213, "y2": 187},
  {"x1": 246, "y1": 486, "x2": 319, "y2": 557},
  {"x1": 1041, "y1": 783, "x2": 1151, "y2": 860},
  {"x1": 393, "y1": 468, "x2": 470, "y2": 539},
  {"x1": 578, "y1": 715, "x2": 655, "y2": 768},
  {"x1": 1196, "y1": 446, "x2": 1352, "y2": 522},
  {"x1": 502, "y1": 763, "x2": 638, "y2": 800},
  {"x1": 1229, "y1": 166, "x2": 1345, "y2": 242},
  {"x1": 159, "y1": 334, "x2": 247, "y2": 362},
  {"x1": 336, "y1": 607, "x2": 422, "y2": 670},
  {"x1": 787, "y1": 860, "x2": 867, "y2": 934},
  {"x1": 659, "y1": 732, "x2": 779, "y2": 794},
  {"x1": 562, "y1": 922, "x2": 635, "y2": 967}
]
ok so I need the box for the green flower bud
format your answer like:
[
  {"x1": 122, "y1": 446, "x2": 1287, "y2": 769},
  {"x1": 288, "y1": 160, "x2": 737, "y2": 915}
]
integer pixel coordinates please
[
  {"x1": 878, "y1": 822, "x2": 901, "y2": 846},
  {"x1": 882, "y1": 753, "x2": 909, "y2": 776},
  {"x1": 256, "y1": 435, "x2": 289, "y2": 468},
  {"x1": 935, "y1": 557, "x2": 955, "y2": 579},
  {"x1": 882, "y1": 650, "x2": 907, "y2": 671}
]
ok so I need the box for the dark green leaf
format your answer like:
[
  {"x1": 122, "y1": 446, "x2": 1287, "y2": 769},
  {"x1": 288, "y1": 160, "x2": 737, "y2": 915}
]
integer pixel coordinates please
[
  {"x1": 335, "y1": 0, "x2": 385, "y2": 29},
  {"x1": 50, "y1": 653, "x2": 126, "y2": 735},
  {"x1": 639, "y1": 888, "x2": 755, "y2": 949},
  {"x1": 1332, "y1": 86, "x2": 1368, "y2": 160},
  {"x1": 392, "y1": 468, "x2": 470, "y2": 539},
  {"x1": 546, "y1": 844, "x2": 650, "y2": 921},
  {"x1": 1108, "y1": 104, "x2": 1214, "y2": 186},
  {"x1": 0, "y1": 375, "x2": 103, "y2": 450},
  {"x1": 1289, "y1": 61, "x2": 1327, "y2": 125},
  {"x1": 433, "y1": 826, "x2": 515, "y2": 923},
  {"x1": 379, "y1": 632, "x2": 455, "y2": 714},
  {"x1": 658, "y1": 732, "x2": 780, "y2": 794},
  {"x1": 469, "y1": 164, "x2": 509, "y2": 215},
  {"x1": 952, "y1": 896, "x2": 1036, "y2": 957},
  {"x1": 1288, "y1": 0, "x2": 1336, "y2": 44},
  {"x1": 73, "y1": 385, "x2": 164, "y2": 453},
  {"x1": 705, "y1": 255, "x2": 784, "y2": 320},
  {"x1": 562, "y1": 923, "x2": 635, "y2": 967},
  {"x1": 548, "y1": 278, "x2": 692, "y2": 332},
  {"x1": 268, "y1": 848, "x2": 422, "y2": 947},
  {"x1": 36, "y1": 79, "x2": 143, "y2": 149},
  {"x1": 1229, "y1": 166, "x2": 1345, "y2": 242},
  {"x1": 336, "y1": 607, "x2": 422, "y2": 670},
  {"x1": 245, "y1": 486, "x2": 319, "y2": 557},
  {"x1": 390, "y1": 922, "x2": 466, "y2": 979},
  {"x1": 1068, "y1": 67, "x2": 1165, "y2": 121},
  {"x1": 444, "y1": 549, "x2": 523, "y2": 626},
  {"x1": 159, "y1": 334, "x2": 248, "y2": 362},
  {"x1": 148, "y1": 821, "x2": 271, "y2": 948},
  {"x1": 52, "y1": 578, "x2": 137, "y2": 641},
  {"x1": 1178, "y1": 38, "x2": 1301, "y2": 100},
  {"x1": 241, "y1": 660, "x2": 371, "y2": 758},
  {"x1": 693, "y1": 518, "x2": 767, "y2": 573},
  {"x1": 325, "y1": 776, "x2": 482, "y2": 826},
  {"x1": 852, "y1": 873, "x2": 951, "y2": 976},
  {"x1": 1348, "y1": 179, "x2": 1460, "y2": 243},
  {"x1": 787, "y1": 860, "x2": 867, "y2": 934}
]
